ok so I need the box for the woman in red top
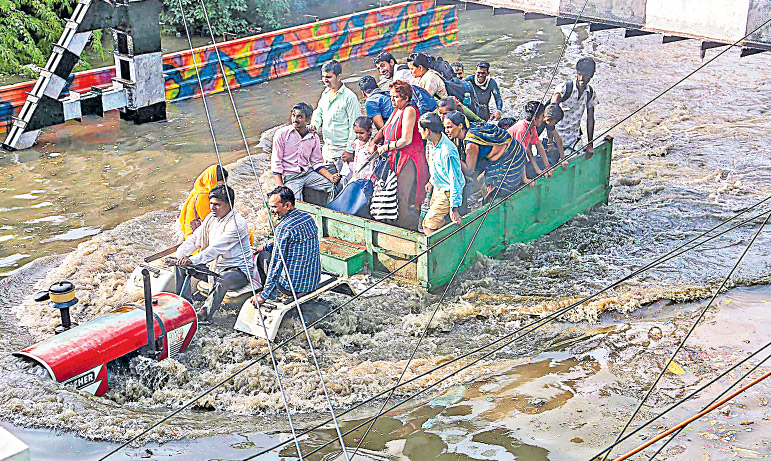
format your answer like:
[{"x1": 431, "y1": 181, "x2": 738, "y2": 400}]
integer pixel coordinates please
[
  {"x1": 508, "y1": 101, "x2": 552, "y2": 180},
  {"x1": 370, "y1": 80, "x2": 428, "y2": 229}
]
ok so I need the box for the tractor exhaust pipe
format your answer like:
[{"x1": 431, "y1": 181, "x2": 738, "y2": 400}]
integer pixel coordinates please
[{"x1": 141, "y1": 268, "x2": 157, "y2": 355}]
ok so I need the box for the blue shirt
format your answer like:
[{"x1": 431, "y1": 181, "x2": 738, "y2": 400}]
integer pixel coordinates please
[
  {"x1": 427, "y1": 133, "x2": 466, "y2": 208},
  {"x1": 365, "y1": 87, "x2": 437, "y2": 122},
  {"x1": 261, "y1": 209, "x2": 321, "y2": 300},
  {"x1": 364, "y1": 89, "x2": 394, "y2": 121}
]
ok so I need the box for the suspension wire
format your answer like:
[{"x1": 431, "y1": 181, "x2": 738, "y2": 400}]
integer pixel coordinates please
[
  {"x1": 187, "y1": 0, "x2": 357, "y2": 455},
  {"x1": 99, "y1": 4, "x2": 307, "y2": 461},
  {"x1": 284, "y1": 213, "x2": 771, "y2": 460},
  {"x1": 614, "y1": 367, "x2": 771, "y2": 461},
  {"x1": 600, "y1": 204, "x2": 771, "y2": 460},
  {"x1": 100, "y1": 206, "x2": 769, "y2": 461},
  {"x1": 647, "y1": 348, "x2": 771, "y2": 459},
  {"x1": 243, "y1": 206, "x2": 771, "y2": 460},
  {"x1": 349, "y1": 1, "x2": 592, "y2": 456},
  {"x1": 588, "y1": 342, "x2": 771, "y2": 461},
  {"x1": 194, "y1": 0, "x2": 352, "y2": 458},
  {"x1": 101, "y1": 14, "x2": 771, "y2": 457}
]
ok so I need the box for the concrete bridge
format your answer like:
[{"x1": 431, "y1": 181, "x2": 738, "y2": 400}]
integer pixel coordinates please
[{"x1": 442, "y1": 0, "x2": 770, "y2": 57}]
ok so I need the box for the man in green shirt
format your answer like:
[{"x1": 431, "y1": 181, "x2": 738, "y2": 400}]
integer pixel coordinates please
[{"x1": 310, "y1": 60, "x2": 362, "y2": 175}]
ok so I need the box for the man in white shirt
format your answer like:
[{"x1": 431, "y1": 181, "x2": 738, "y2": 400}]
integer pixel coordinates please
[
  {"x1": 309, "y1": 60, "x2": 362, "y2": 175},
  {"x1": 166, "y1": 184, "x2": 254, "y2": 321},
  {"x1": 552, "y1": 57, "x2": 598, "y2": 157}
]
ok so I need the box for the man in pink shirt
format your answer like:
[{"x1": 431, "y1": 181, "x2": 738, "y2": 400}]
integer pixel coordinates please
[
  {"x1": 272, "y1": 102, "x2": 339, "y2": 204},
  {"x1": 508, "y1": 101, "x2": 552, "y2": 180}
]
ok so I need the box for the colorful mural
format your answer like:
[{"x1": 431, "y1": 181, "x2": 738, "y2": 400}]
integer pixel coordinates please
[{"x1": 0, "y1": 1, "x2": 457, "y2": 133}]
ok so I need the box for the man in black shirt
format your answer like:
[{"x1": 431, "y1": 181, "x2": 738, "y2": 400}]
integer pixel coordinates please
[{"x1": 463, "y1": 61, "x2": 503, "y2": 121}]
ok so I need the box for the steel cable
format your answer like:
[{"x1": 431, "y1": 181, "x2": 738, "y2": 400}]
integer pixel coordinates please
[
  {"x1": 101, "y1": 12, "x2": 771, "y2": 458},
  {"x1": 600, "y1": 210, "x2": 771, "y2": 460},
  {"x1": 647, "y1": 348, "x2": 771, "y2": 459},
  {"x1": 242, "y1": 205, "x2": 771, "y2": 460},
  {"x1": 585, "y1": 342, "x2": 771, "y2": 460},
  {"x1": 349, "y1": 0, "x2": 592, "y2": 456},
  {"x1": 194, "y1": 1, "x2": 352, "y2": 458},
  {"x1": 614, "y1": 367, "x2": 771, "y2": 461}
]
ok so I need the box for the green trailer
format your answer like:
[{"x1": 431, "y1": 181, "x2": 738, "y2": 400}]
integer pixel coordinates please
[{"x1": 297, "y1": 138, "x2": 613, "y2": 292}]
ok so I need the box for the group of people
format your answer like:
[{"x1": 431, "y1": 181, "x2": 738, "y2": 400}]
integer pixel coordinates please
[
  {"x1": 169, "y1": 53, "x2": 599, "y2": 320},
  {"x1": 271, "y1": 52, "x2": 598, "y2": 231},
  {"x1": 172, "y1": 173, "x2": 320, "y2": 322}
]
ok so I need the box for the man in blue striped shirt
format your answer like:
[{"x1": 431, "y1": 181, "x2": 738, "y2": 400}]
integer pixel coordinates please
[{"x1": 254, "y1": 186, "x2": 321, "y2": 304}]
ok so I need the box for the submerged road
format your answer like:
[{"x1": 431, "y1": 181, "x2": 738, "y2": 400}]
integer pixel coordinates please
[{"x1": 0, "y1": 4, "x2": 770, "y2": 460}]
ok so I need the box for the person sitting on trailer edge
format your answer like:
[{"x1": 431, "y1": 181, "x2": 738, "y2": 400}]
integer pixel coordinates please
[
  {"x1": 167, "y1": 184, "x2": 254, "y2": 321},
  {"x1": 552, "y1": 57, "x2": 597, "y2": 158},
  {"x1": 464, "y1": 61, "x2": 503, "y2": 121},
  {"x1": 418, "y1": 112, "x2": 465, "y2": 235},
  {"x1": 272, "y1": 102, "x2": 339, "y2": 203},
  {"x1": 253, "y1": 186, "x2": 321, "y2": 305}
]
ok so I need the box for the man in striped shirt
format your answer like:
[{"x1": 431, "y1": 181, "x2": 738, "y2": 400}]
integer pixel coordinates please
[{"x1": 253, "y1": 186, "x2": 321, "y2": 305}]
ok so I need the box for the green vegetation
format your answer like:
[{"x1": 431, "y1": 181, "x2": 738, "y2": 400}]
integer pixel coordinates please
[
  {"x1": 0, "y1": 0, "x2": 73, "y2": 75},
  {"x1": 0, "y1": 0, "x2": 300, "y2": 76},
  {"x1": 162, "y1": 0, "x2": 291, "y2": 37}
]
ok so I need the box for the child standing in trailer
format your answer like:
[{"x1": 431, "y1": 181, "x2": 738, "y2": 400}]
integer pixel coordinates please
[
  {"x1": 418, "y1": 112, "x2": 465, "y2": 235},
  {"x1": 340, "y1": 116, "x2": 376, "y2": 186}
]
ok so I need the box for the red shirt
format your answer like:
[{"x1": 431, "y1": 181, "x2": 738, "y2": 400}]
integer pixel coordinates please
[{"x1": 508, "y1": 119, "x2": 539, "y2": 150}]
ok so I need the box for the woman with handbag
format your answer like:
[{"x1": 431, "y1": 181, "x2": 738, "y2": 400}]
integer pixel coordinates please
[
  {"x1": 369, "y1": 80, "x2": 429, "y2": 229},
  {"x1": 178, "y1": 164, "x2": 227, "y2": 237}
]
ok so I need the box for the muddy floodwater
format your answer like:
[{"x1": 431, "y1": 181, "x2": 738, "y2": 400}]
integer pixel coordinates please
[{"x1": 1, "y1": 4, "x2": 771, "y2": 461}]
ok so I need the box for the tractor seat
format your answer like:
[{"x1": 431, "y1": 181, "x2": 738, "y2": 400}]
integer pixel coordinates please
[{"x1": 195, "y1": 280, "x2": 256, "y2": 299}]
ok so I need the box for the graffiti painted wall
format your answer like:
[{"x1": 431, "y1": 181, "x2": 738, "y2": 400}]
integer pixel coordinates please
[{"x1": 0, "y1": 0, "x2": 457, "y2": 132}]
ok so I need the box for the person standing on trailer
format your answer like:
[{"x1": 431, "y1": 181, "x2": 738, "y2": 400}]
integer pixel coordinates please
[
  {"x1": 272, "y1": 102, "x2": 338, "y2": 204},
  {"x1": 409, "y1": 52, "x2": 449, "y2": 100},
  {"x1": 340, "y1": 116, "x2": 376, "y2": 185},
  {"x1": 359, "y1": 75, "x2": 394, "y2": 131},
  {"x1": 509, "y1": 101, "x2": 552, "y2": 180},
  {"x1": 450, "y1": 62, "x2": 465, "y2": 81},
  {"x1": 374, "y1": 52, "x2": 416, "y2": 85},
  {"x1": 253, "y1": 186, "x2": 321, "y2": 305},
  {"x1": 310, "y1": 60, "x2": 362, "y2": 176},
  {"x1": 168, "y1": 184, "x2": 253, "y2": 322},
  {"x1": 464, "y1": 61, "x2": 503, "y2": 121},
  {"x1": 418, "y1": 112, "x2": 465, "y2": 235},
  {"x1": 538, "y1": 103, "x2": 569, "y2": 171},
  {"x1": 551, "y1": 57, "x2": 598, "y2": 158}
]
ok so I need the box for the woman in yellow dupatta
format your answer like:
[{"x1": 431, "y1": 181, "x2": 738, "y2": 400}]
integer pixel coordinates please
[{"x1": 178, "y1": 165, "x2": 227, "y2": 237}]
